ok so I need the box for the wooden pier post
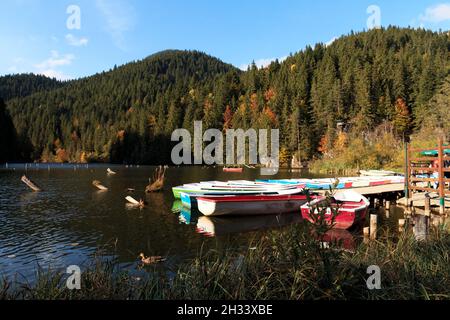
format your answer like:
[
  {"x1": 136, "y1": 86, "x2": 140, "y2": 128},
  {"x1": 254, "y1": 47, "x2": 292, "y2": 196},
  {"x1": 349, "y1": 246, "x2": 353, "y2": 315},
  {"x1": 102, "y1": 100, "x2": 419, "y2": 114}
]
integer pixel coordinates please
[
  {"x1": 424, "y1": 193, "x2": 431, "y2": 216},
  {"x1": 370, "y1": 214, "x2": 377, "y2": 240},
  {"x1": 363, "y1": 227, "x2": 370, "y2": 237},
  {"x1": 405, "y1": 141, "x2": 410, "y2": 207},
  {"x1": 21, "y1": 175, "x2": 41, "y2": 192},
  {"x1": 438, "y1": 137, "x2": 445, "y2": 215},
  {"x1": 369, "y1": 197, "x2": 375, "y2": 208},
  {"x1": 399, "y1": 219, "x2": 406, "y2": 233},
  {"x1": 413, "y1": 215, "x2": 429, "y2": 241},
  {"x1": 363, "y1": 227, "x2": 370, "y2": 244},
  {"x1": 374, "y1": 197, "x2": 380, "y2": 208}
]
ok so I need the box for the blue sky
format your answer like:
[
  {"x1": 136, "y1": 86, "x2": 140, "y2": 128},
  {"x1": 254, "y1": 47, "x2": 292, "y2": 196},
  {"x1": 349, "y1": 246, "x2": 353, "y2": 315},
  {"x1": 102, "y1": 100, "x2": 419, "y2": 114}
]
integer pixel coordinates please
[{"x1": 1, "y1": 0, "x2": 450, "y2": 80}]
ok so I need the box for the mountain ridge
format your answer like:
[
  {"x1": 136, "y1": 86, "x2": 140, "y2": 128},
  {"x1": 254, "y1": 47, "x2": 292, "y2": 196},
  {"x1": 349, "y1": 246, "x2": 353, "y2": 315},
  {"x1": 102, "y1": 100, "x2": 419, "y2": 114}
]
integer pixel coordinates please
[{"x1": 2, "y1": 27, "x2": 450, "y2": 164}]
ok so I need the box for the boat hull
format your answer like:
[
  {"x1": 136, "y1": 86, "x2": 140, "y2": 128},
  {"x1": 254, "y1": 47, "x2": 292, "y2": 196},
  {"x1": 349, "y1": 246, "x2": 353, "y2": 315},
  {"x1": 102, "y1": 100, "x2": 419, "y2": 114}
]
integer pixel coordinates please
[
  {"x1": 197, "y1": 195, "x2": 311, "y2": 216},
  {"x1": 300, "y1": 196, "x2": 369, "y2": 230}
]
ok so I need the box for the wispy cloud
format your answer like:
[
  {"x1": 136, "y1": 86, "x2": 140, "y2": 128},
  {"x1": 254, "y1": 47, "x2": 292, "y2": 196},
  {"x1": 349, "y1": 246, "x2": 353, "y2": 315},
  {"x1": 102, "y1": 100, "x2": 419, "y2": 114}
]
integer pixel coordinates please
[
  {"x1": 35, "y1": 50, "x2": 74, "y2": 70},
  {"x1": 239, "y1": 56, "x2": 288, "y2": 71},
  {"x1": 39, "y1": 69, "x2": 73, "y2": 81},
  {"x1": 96, "y1": 0, "x2": 136, "y2": 50},
  {"x1": 419, "y1": 3, "x2": 450, "y2": 24},
  {"x1": 65, "y1": 34, "x2": 89, "y2": 47},
  {"x1": 325, "y1": 36, "x2": 338, "y2": 47},
  {"x1": 34, "y1": 51, "x2": 74, "y2": 80}
]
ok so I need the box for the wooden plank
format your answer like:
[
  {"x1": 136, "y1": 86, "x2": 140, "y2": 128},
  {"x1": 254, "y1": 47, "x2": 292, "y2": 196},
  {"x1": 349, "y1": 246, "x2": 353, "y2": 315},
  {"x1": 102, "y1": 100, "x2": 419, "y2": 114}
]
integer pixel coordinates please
[
  {"x1": 409, "y1": 186, "x2": 438, "y2": 193},
  {"x1": 410, "y1": 178, "x2": 439, "y2": 183},
  {"x1": 409, "y1": 148, "x2": 430, "y2": 153},
  {"x1": 409, "y1": 157, "x2": 438, "y2": 162},
  {"x1": 317, "y1": 183, "x2": 404, "y2": 196},
  {"x1": 409, "y1": 168, "x2": 438, "y2": 173},
  {"x1": 21, "y1": 175, "x2": 42, "y2": 192},
  {"x1": 407, "y1": 143, "x2": 411, "y2": 200},
  {"x1": 439, "y1": 137, "x2": 445, "y2": 210}
]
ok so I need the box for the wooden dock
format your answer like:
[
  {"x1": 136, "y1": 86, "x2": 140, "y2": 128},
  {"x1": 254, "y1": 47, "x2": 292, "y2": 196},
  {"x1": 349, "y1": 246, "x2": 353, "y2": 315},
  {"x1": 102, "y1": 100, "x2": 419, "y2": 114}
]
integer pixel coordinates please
[
  {"x1": 406, "y1": 137, "x2": 450, "y2": 214},
  {"x1": 316, "y1": 183, "x2": 404, "y2": 196}
]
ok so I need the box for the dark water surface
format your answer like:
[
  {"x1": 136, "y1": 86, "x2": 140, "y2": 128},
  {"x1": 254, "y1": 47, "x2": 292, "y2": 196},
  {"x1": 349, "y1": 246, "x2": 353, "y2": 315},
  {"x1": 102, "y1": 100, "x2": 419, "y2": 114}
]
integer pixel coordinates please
[{"x1": 0, "y1": 164, "x2": 405, "y2": 281}]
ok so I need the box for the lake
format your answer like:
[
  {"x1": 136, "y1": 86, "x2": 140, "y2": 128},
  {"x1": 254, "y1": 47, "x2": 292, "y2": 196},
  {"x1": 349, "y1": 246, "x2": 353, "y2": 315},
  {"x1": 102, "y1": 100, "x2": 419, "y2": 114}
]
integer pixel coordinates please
[{"x1": 0, "y1": 164, "x2": 405, "y2": 282}]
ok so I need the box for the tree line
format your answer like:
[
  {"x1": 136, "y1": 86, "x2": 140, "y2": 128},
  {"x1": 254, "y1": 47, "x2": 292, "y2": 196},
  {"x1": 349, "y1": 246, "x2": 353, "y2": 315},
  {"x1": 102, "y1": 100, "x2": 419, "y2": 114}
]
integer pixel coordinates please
[{"x1": 2, "y1": 27, "x2": 449, "y2": 165}]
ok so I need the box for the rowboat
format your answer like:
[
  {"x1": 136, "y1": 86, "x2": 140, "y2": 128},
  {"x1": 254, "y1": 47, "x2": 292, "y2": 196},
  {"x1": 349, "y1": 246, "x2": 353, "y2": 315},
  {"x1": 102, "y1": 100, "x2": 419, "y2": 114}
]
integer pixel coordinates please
[
  {"x1": 172, "y1": 182, "x2": 301, "y2": 199},
  {"x1": 257, "y1": 179, "x2": 309, "y2": 185},
  {"x1": 300, "y1": 191, "x2": 369, "y2": 230},
  {"x1": 258, "y1": 176, "x2": 404, "y2": 190},
  {"x1": 107, "y1": 168, "x2": 117, "y2": 175},
  {"x1": 197, "y1": 194, "x2": 315, "y2": 216},
  {"x1": 359, "y1": 170, "x2": 398, "y2": 177},
  {"x1": 223, "y1": 167, "x2": 243, "y2": 173},
  {"x1": 180, "y1": 187, "x2": 304, "y2": 209}
]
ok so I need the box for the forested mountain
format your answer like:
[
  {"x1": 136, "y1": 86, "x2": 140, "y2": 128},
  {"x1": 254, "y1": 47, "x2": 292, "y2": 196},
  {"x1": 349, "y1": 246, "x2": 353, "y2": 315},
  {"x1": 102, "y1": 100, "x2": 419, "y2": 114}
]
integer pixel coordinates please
[
  {"x1": 0, "y1": 74, "x2": 64, "y2": 101},
  {"x1": 6, "y1": 50, "x2": 238, "y2": 163},
  {"x1": 0, "y1": 98, "x2": 18, "y2": 162},
  {"x1": 3, "y1": 28, "x2": 450, "y2": 165}
]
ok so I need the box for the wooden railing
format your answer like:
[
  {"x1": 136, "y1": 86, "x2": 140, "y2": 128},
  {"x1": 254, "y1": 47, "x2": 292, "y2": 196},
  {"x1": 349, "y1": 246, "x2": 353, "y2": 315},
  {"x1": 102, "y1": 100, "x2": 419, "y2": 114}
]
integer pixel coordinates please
[{"x1": 406, "y1": 137, "x2": 447, "y2": 214}]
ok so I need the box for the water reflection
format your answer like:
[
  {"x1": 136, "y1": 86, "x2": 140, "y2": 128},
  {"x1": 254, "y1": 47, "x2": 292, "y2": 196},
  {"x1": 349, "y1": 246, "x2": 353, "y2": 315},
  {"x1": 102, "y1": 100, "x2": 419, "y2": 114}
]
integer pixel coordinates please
[{"x1": 196, "y1": 214, "x2": 303, "y2": 237}]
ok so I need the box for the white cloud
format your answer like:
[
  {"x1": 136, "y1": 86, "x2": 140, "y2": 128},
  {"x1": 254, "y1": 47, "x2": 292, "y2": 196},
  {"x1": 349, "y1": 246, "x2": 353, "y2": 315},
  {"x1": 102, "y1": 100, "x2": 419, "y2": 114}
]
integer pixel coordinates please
[
  {"x1": 34, "y1": 51, "x2": 74, "y2": 80},
  {"x1": 39, "y1": 69, "x2": 73, "y2": 81},
  {"x1": 325, "y1": 36, "x2": 338, "y2": 47},
  {"x1": 65, "y1": 34, "x2": 89, "y2": 47},
  {"x1": 239, "y1": 56, "x2": 288, "y2": 71},
  {"x1": 96, "y1": 0, "x2": 136, "y2": 50},
  {"x1": 35, "y1": 50, "x2": 74, "y2": 70},
  {"x1": 419, "y1": 3, "x2": 450, "y2": 23}
]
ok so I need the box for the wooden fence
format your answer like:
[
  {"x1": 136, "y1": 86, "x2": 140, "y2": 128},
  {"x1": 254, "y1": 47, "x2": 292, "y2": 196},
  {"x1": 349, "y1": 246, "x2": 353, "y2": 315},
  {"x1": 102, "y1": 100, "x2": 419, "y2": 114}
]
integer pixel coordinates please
[{"x1": 406, "y1": 137, "x2": 449, "y2": 214}]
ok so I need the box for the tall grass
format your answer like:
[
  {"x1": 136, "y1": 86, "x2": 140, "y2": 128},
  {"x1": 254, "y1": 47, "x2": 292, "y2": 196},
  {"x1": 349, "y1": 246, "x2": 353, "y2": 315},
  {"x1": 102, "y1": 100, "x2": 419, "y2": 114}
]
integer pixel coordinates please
[{"x1": 1, "y1": 223, "x2": 449, "y2": 300}]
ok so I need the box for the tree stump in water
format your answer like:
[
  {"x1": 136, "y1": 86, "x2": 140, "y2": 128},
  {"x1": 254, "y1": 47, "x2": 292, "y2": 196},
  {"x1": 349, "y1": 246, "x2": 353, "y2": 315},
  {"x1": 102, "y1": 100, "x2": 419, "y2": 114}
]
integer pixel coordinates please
[
  {"x1": 146, "y1": 166, "x2": 166, "y2": 193},
  {"x1": 21, "y1": 175, "x2": 41, "y2": 192}
]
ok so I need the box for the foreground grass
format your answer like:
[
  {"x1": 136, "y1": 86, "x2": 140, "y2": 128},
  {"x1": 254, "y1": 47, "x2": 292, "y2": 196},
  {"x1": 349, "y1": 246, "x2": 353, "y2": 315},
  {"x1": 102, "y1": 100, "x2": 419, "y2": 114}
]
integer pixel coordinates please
[{"x1": 1, "y1": 223, "x2": 449, "y2": 300}]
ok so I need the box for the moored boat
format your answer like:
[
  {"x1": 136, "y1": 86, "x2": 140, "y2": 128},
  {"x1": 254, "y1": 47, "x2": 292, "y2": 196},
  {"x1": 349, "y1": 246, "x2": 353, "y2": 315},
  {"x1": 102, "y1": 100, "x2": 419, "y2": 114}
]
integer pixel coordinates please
[
  {"x1": 197, "y1": 194, "x2": 315, "y2": 216},
  {"x1": 223, "y1": 167, "x2": 243, "y2": 173},
  {"x1": 180, "y1": 187, "x2": 304, "y2": 209},
  {"x1": 172, "y1": 182, "x2": 302, "y2": 199},
  {"x1": 300, "y1": 191, "x2": 369, "y2": 230},
  {"x1": 359, "y1": 169, "x2": 398, "y2": 177}
]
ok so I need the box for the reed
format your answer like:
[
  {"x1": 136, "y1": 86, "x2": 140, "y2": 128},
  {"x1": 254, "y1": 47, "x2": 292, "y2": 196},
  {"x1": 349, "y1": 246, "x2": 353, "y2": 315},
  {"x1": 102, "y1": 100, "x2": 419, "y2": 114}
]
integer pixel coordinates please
[{"x1": 1, "y1": 223, "x2": 449, "y2": 300}]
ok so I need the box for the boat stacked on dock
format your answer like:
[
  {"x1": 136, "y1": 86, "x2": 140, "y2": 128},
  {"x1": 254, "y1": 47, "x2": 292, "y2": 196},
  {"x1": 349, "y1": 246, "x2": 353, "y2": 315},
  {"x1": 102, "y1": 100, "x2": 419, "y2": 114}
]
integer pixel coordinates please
[
  {"x1": 257, "y1": 175, "x2": 404, "y2": 190},
  {"x1": 173, "y1": 180, "x2": 305, "y2": 199}
]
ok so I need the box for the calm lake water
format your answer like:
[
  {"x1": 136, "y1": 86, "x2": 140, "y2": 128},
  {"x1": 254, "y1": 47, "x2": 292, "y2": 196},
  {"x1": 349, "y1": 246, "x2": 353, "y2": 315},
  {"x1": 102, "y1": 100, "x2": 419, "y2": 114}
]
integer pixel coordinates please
[{"x1": 0, "y1": 164, "x2": 406, "y2": 282}]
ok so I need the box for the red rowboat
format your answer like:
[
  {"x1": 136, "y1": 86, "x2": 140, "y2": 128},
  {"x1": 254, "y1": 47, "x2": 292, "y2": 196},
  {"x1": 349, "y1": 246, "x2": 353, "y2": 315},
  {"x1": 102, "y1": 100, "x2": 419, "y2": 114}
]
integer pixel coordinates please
[
  {"x1": 223, "y1": 167, "x2": 243, "y2": 173},
  {"x1": 300, "y1": 191, "x2": 369, "y2": 230}
]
